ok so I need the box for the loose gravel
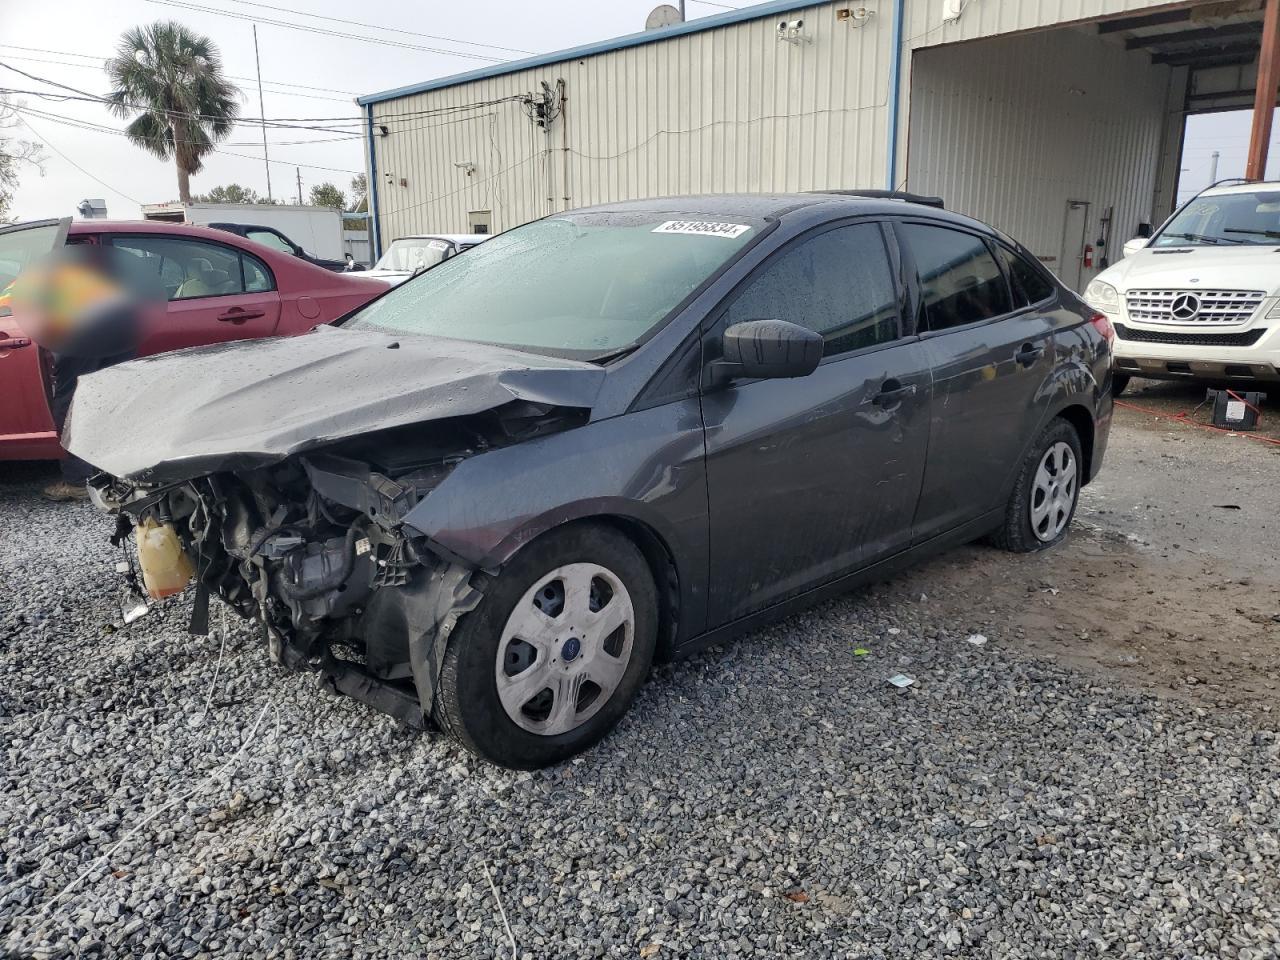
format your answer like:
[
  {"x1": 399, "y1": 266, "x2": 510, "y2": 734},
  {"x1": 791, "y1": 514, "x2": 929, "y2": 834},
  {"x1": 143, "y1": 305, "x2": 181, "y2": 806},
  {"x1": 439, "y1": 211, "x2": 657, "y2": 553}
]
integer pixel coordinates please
[{"x1": 2, "y1": 465, "x2": 1279, "y2": 959}]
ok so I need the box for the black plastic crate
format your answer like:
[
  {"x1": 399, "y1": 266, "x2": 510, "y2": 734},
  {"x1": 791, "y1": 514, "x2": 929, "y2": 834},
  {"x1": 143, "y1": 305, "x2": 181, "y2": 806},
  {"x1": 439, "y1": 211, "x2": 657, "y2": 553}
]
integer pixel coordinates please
[{"x1": 1206, "y1": 388, "x2": 1266, "y2": 431}]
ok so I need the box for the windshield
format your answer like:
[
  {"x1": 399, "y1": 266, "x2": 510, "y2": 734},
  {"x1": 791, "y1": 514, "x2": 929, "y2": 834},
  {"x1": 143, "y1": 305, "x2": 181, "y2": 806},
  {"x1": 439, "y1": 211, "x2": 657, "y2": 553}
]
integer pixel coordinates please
[
  {"x1": 373, "y1": 237, "x2": 452, "y2": 272},
  {"x1": 1154, "y1": 190, "x2": 1280, "y2": 247},
  {"x1": 345, "y1": 212, "x2": 762, "y2": 358}
]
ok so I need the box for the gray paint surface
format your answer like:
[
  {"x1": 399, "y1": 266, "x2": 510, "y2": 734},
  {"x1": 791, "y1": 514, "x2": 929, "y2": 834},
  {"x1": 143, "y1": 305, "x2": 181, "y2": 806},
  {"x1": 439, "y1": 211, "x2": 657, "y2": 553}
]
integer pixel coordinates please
[{"x1": 68, "y1": 194, "x2": 1113, "y2": 654}]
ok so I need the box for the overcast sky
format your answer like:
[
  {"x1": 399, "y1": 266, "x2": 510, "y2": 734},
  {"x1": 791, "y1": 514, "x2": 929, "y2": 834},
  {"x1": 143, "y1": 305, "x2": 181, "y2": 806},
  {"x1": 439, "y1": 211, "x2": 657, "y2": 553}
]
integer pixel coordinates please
[
  {"x1": 1, "y1": 0, "x2": 1275, "y2": 221},
  {"x1": 1, "y1": 0, "x2": 768, "y2": 220}
]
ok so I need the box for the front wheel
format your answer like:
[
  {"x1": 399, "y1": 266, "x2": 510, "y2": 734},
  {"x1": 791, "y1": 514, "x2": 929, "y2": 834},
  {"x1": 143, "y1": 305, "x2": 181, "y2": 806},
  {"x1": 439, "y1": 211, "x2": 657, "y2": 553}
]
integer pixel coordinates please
[
  {"x1": 434, "y1": 523, "x2": 658, "y2": 769},
  {"x1": 1111, "y1": 372, "x2": 1131, "y2": 397},
  {"x1": 991, "y1": 419, "x2": 1083, "y2": 553}
]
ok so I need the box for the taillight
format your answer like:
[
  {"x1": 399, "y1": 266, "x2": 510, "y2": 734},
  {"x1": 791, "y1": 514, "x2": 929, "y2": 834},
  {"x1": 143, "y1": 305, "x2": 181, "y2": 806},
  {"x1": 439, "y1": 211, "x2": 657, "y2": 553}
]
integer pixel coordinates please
[{"x1": 1090, "y1": 312, "x2": 1115, "y2": 347}]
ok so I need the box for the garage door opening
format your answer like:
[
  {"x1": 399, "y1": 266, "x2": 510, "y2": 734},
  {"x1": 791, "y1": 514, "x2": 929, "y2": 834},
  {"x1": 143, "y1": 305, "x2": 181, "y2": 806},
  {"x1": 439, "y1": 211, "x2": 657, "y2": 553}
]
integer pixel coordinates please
[
  {"x1": 1179, "y1": 107, "x2": 1280, "y2": 203},
  {"x1": 905, "y1": 2, "x2": 1275, "y2": 292}
]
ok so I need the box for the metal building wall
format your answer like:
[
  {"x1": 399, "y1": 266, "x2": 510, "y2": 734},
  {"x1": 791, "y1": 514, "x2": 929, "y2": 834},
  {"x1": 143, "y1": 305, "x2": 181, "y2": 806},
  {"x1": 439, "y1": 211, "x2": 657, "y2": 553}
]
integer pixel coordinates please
[
  {"x1": 365, "y1": 0, "x2": 1181, "y2": 245},
  {"x1": 368, "y1": 2, "x2": 896, "y2": 243},
  {"x1": 893, "y1": 0, "x2": 1184, "y2": 192},
  {"x1": 906, "y1": 26, "x2": 1176, "y2": 286}
]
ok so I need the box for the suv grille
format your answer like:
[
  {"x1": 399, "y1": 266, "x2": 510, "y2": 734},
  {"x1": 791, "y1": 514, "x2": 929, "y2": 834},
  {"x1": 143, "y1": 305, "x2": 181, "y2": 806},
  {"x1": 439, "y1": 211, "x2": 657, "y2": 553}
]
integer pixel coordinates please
[
  {"x1": 1114, "y1": 323, "x2": 1265, "y2": 347},
  {"x1": 1125, "y1": 289, "x2": 1264, "y2": 326}
]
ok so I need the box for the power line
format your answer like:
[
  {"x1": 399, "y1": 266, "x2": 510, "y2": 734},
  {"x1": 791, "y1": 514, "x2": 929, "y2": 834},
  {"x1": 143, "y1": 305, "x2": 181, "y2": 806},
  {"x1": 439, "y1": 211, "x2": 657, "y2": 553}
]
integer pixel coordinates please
[
  {"x1": 0, "y1": 54, "x2": 353, "y2": 104},
  {"x1": 0, "y1": 44, "x2": 359, "y2": 98},
  {"x1": 17, "y1": 116, "x2": 144, "y2": 204},
  {"x1": 143, "y1": 0, "x2": 512, "y2": 62},
  {"x1": 218, "y1": 0, "x2": 534, "y2": 56},
  {"x1": 25, "y1": 109, "x2": 361, "y2": 180},
  {"x1": 10, "y1": 102, "x2": 361, "y2": 146},
  {"x1": 2, "y1": 63, "x2": 525, "y2": 129}
]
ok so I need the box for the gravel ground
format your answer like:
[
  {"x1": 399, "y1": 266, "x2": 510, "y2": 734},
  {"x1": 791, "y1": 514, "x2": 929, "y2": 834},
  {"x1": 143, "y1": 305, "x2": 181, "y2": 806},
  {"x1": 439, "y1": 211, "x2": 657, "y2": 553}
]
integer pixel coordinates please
[{"x1": 2, "y1": 448, "x2": 1280, "y2": 959}]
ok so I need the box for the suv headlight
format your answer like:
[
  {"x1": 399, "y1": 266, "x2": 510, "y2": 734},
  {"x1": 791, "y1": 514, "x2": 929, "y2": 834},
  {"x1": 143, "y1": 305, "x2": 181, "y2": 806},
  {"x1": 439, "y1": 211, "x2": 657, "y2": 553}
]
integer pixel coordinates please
[{"x1": 1084, "y1": 279, "x2": 1121, "y2": 314}]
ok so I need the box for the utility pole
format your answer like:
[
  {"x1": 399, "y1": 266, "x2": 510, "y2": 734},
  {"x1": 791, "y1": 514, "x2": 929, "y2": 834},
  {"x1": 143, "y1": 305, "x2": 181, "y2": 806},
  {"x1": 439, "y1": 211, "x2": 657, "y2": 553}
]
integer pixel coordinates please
[
  {"x1": 296, "y1": 167, "x2": 303, "y2": 205},
  {"x1": 1209, "y1": 150, "x2": 1220, "y2": 185},
  {"x1": 678, "y1": 0, "x2": 685, "y2": 19},
  {"x1": 1246, "y1": 0, "x2": 1280, "y2": 180},
  {"x1": 252, "y1": 25, "x2": 272, "y2": 201}
]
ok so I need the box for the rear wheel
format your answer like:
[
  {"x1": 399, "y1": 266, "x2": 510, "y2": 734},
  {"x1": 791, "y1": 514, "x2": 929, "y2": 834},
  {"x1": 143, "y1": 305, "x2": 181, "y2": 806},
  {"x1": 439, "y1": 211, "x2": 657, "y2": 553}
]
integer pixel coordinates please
[
  {"x1": 1111, "y1": 373, "x2": 1131, "y2": 397},
  {"x1": 434, "y1": 523, "x2": 657, "y2": 769},
  {"x1": 991, "y1": 419, "x2": 1083, "y2": 553}
]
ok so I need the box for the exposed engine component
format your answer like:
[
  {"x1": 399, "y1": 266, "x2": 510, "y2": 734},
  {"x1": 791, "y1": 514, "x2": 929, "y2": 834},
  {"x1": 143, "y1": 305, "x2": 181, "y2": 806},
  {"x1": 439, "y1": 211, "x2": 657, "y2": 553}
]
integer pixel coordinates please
[{"x1": 89, "y1": 398, "x2": 584, "y2": 727}]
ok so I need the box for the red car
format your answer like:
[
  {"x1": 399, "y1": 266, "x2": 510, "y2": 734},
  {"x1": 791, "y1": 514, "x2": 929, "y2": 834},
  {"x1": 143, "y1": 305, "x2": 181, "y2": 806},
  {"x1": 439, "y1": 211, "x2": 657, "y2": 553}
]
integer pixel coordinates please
[{"x1": 0, "y1": 218, "x2": 386, "y2": 461}]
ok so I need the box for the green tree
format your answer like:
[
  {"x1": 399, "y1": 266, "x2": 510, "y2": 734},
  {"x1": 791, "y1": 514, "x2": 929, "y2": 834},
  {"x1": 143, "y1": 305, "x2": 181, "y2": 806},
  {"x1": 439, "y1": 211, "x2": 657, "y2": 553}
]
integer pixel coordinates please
[
  {"x1": 105, "y1": 22, "x2": 240, "y2": 204},
  {"x1": 308, "y1": 182, "x2": 346, "y2": 209},
  {"x1": 194, "y1": 183, "x2": 272, "y2": 204},
  {"x1": 349, "y1": 173, "x2": 366, "y2": 205}
]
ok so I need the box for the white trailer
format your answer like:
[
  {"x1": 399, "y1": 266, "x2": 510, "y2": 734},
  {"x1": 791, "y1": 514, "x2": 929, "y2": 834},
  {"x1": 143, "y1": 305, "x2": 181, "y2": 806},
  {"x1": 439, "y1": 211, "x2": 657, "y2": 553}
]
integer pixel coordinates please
[{"x1": 141, "y1": 202, "x2": 345, "y2": 260}]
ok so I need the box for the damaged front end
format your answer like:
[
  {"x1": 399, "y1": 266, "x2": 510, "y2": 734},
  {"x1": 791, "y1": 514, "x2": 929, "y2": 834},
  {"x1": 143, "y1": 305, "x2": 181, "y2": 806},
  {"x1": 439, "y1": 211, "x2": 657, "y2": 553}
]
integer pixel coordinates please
[{"x1": 91, "y1": 401, "x2": 585, "y2": 728}]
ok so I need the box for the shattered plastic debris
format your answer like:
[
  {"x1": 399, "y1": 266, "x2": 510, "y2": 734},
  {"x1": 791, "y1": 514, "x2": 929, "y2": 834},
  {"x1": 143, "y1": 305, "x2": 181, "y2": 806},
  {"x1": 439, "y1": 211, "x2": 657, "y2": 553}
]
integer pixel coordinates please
[
  {"x1": 121, "y1": 596, "x2": 149, "y2": 624},
  {"x1": 887, "y1": 673, "x2": 915, "y2": 688},
  {"x1": 965, "y1": 634, "x2": 988, "y2": 647},
  {"x1": 887, "y1": 627, "x2": 901, "y2": 635},
  {"x1": 853, "y1": 648, "x2": 871, "y2": 657}
]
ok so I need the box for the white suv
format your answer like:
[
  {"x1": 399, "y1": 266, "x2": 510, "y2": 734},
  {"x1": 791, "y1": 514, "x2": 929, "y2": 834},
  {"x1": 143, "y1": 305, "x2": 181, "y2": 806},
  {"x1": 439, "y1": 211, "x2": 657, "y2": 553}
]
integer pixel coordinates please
[{"x1": 1084, "y1": 181, "x2": 1280, "y2": 395}]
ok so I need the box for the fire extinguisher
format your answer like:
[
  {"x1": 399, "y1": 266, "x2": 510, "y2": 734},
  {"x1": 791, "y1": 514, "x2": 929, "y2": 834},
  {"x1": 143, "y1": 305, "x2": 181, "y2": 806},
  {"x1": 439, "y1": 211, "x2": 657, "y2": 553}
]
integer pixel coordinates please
[{"x1": 1083, "y1": 243, "x2": 1095, "y2": 269}]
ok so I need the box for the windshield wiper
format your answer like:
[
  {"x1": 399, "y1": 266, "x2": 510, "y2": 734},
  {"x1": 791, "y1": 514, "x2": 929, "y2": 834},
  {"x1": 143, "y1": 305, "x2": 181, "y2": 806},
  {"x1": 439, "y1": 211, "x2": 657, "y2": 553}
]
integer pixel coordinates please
[
  {"x1": 1160, "y1": 232, "x2": 1242, "y2": 245},
  {"x1": 1224, "y1": 227, "x2": 1280, "y2": 240}
]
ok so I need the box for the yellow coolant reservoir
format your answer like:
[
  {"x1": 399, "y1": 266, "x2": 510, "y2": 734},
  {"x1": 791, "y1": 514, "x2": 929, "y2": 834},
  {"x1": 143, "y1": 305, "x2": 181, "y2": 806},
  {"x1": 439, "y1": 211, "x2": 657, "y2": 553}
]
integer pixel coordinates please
[{"x1": 136, "y1": 517, "x2": 195, "y2": 599}]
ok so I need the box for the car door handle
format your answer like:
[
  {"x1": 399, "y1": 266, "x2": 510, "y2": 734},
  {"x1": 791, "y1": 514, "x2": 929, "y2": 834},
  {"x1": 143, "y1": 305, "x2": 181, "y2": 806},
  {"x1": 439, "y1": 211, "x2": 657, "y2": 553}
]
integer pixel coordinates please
[
  {"x1": 0, "y1": 336, "x2": 32, "y2": 350},
  {"x1": 1015, "y1": 343, "x2": 1044, "y2": 367},
  {"x1": 869, "y1": 380, "x2": 918, "y2": 407},
  {"x1": 217, "y1": 308, "x2": 264, "y2": 323}
]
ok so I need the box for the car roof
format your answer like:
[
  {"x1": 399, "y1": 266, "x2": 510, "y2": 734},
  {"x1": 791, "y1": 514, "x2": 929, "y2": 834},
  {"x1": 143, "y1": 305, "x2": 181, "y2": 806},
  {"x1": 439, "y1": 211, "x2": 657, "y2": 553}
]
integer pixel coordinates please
[
  {"x1": 1201, "y1": 181, "x2": 1280, "y2": 197},
  {"x1": 390, "y1": 233, "x2": 489, "y2": 244},
  {"x1": 67, "y1": 220, "x2": 252, "y2": 239},
  {"x1": 565, "y1": 192, "x2": 994, "y2": 232}
]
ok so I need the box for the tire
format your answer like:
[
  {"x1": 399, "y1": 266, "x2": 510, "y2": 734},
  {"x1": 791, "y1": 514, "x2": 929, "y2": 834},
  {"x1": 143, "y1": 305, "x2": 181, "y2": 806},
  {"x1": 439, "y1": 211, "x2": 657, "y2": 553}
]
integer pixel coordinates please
[
  {"x1": 434, "y1": 522, "x2": 658, "y2": 769},
  {"x1": 990, "y1": 418, "x2": 1083, "y2": 554},
  {"x1": 1111, "y1": 373, "x2": 1130, "y2": 397}
]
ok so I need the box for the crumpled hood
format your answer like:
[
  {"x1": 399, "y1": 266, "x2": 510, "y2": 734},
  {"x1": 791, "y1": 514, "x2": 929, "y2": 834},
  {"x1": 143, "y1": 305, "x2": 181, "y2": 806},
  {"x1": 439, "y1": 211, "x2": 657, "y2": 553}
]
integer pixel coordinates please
[
  {"x1": 65, "y1": 325, "x2": 606, "y2": 482},
  {"x1": 1099, "y1": 245, "x2": 1280, "y2": 292}
]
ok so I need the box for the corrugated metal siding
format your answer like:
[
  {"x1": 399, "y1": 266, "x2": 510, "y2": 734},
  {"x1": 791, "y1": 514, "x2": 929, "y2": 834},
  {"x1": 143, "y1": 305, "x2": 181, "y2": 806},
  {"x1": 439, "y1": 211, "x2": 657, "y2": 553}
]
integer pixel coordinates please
[
  {"x1": 368, "y1": 0, "x2": 1183, "y2": 245},
  {"x1": 903, "y1": 0, "x2": 1183, "y2": 49},
  {"x1": 906, "y1": 27, "x2": 1173, "y2": 286},
  {"x1": 370, "y1": 2, "x2": 897, "y2": 240}
]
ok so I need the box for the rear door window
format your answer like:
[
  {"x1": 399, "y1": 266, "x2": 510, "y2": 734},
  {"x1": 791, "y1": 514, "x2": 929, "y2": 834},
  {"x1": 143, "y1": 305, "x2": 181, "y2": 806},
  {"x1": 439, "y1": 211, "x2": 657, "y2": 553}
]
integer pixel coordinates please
[
  {"x1": 999, "y1": 246, "x2": 1056, "y2": 308},
  {"x1": 900, "y1": 223, "x2": 1013, "y2": 331},
  {"x1": 245, "y1": 228, "x2": 296, "y2": 254},
  {"x1": 108, "y1": 236, "x2": 276, "y2": 301},
  {"x1": 724, "y1": 222, "x2": 900, "y2": 356}
]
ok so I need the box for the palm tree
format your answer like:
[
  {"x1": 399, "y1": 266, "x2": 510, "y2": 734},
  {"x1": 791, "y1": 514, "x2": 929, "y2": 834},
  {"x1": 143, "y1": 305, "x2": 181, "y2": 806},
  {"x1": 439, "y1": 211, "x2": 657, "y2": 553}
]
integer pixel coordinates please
[{"x1": 105, "y1": 22, "x2": 240, "y2": 203}]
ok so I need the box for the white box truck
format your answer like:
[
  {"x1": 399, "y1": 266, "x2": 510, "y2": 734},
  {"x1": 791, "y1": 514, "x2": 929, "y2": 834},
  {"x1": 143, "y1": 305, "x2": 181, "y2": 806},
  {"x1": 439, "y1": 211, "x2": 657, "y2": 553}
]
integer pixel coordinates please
[{"x1": 141, "y1": 202, "x2": 355, "y2": 270}]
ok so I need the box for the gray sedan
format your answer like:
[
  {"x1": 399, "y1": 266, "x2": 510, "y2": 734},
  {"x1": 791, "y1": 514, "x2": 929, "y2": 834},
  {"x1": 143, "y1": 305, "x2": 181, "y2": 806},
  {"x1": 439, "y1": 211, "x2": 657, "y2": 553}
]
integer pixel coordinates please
[{"x1": 72, "y1": 192, "x2": 1116, "y2": 768}]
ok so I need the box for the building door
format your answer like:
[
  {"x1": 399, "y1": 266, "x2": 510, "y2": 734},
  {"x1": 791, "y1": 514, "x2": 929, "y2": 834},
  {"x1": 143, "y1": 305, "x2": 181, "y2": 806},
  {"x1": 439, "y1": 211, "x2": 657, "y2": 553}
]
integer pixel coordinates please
[{"x1": 1059, "y1": 200, "x2": 1090, "y2": 291}]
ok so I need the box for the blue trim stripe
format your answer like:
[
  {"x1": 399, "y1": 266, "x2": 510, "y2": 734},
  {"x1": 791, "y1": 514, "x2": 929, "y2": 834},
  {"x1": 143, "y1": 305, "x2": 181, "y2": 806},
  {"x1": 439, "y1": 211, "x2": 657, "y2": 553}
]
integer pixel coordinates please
[
  {"x1": 366, "y1": 103, "x2": 382, "y2": 259},
  {"x1": 356, "y1": 0, "x2": 828, "y2": 105},
  {"x1": 886, "y1": 0, "x2": 905, "y2": 190}
]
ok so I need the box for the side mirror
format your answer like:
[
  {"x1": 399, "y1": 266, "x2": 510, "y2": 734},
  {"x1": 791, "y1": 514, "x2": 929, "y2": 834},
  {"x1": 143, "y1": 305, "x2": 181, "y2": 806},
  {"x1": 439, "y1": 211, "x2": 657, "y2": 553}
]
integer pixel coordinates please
[
  {"x1": 1123, "y1": 237, "x2": 1148, "y2": 258},
  {"x1": 721, "y1": 319, "x2": 823, "y2": 380}
]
